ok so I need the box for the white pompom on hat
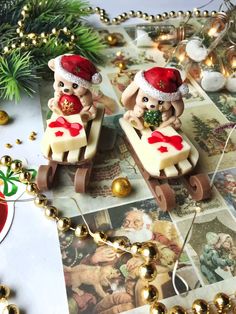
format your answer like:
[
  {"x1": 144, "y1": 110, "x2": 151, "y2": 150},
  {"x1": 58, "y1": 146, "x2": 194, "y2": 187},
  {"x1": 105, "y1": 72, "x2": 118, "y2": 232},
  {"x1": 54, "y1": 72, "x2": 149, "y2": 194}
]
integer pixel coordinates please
[{"x1": 54, "y1": 54, "x2": 102, "y2": 89}]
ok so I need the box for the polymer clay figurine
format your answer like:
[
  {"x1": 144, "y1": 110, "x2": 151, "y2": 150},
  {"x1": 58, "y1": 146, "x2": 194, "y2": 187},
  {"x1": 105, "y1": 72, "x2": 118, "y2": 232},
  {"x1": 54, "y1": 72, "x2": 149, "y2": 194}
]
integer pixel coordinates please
[
  {"x1": 48, "y1": 54, "x2": 102, "y2": 121},
  {"x1": 122, "y1": 67, "x2": 189, "y2": 130},
  {"x1": 120, "y1": 66, "x2": 211, "y2": 211},
  {"x1": 37, "y1": 54, "x2": 105, "y2": 193}
]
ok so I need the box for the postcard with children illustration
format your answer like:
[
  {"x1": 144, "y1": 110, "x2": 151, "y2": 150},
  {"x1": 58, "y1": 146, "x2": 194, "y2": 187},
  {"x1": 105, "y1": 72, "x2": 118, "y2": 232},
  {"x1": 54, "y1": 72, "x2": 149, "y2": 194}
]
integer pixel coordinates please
[
  {"x1": 59, "y1": 198, "x2": 200, "y2": 314},
  {"x1": 177, "y1": 209, "x2": 236, "y2": 286}
]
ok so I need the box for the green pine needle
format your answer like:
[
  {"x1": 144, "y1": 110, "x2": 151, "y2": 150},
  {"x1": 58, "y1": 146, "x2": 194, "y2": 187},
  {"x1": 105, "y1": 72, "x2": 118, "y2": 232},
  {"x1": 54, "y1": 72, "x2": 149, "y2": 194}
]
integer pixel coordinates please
[{"x1": 0, "y1": 51, "x2": 38, "y2": 102}]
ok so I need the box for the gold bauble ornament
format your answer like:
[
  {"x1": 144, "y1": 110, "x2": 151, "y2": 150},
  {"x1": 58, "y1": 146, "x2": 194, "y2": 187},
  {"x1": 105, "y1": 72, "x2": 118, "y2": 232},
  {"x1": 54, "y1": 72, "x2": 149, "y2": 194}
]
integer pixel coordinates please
[
  {"x1": 140, "y1": 242, "x2": 159, "y2": 262},
  {"x1": 149, "y1": 15, "x2": 155, "y2": 22},
  {"x1": 129, "y1": 10, "x2": 135, "y2": 17},
  {"x1": 194, "y1": 10, "x2": 201, "y2": 17},
  {"x1": 169, "y1": 305, "x2": 186, "y2": 314},
  {"x1": 150, "y1": 301, "x2": 167, "y2": 314},
  {"x1": 93, "y1": 231, "x2": 107, "y2": 245},
  {"x1": 110, "y1": 236, "x2": 130, "y2": 252},
  {"x1": 130, "y1": 242, "x2": 142, "y2": 255},
  {"x1": 111, "y1": 177, "x2": 131, "y2": 197},
  {"x1": 169, "y1": 11, "x2": 176, "y2": 17},
  {"x1": 0, "y1": 110, "x2": 10, "y2": 125},
  {"x1": 3, "y1": 304, "x2": 20, "y2": 314},
  {"x1": 0, "y1": 155, "x2": 12, "y2": 167},
  {"x1": 118, "y1": 61, "x2": 127, "y2": 71},
  {"x1": 10, "y1": 161, "x2": 23, "y2": 173},
  {"x1": 44, "y1": 205, "x2": 58, "y2": 220},
  {"x1": 34, "y1": 194, "x2": 47, "y2": 208},
  {"x1": 26, "y1": 182, "x2": 39, "y2": 195},
  {"x1": 192, "y1": 299, "x2": 209, "y2": 314},
  {"x1": 106, "y1": 34, "x2": 117, "y2": 46},
  {"x1": 0, "y1": 284, "x2": 10, "y2": 300},
  {"x1": 214, "y1": 292, "x2": 231, "y2": 312},
  {"x1": 136, "y1": 11, "x2": 143, "y2": 17},
  {"x1": 19, "y1": 171, "x2": 31, "y2": 183},
  {"x1": 141, "y1": 284, "x2": 159, "y2": 304},
  {"x1": 75, "y1": 224, "x2": 89, "y2": 239},
  {"x1": 139, "y1": 262, "x2": 157, "y2": 281},
  {"x1": 57, "y1": 217, "x2": 71, "y2": 232}
]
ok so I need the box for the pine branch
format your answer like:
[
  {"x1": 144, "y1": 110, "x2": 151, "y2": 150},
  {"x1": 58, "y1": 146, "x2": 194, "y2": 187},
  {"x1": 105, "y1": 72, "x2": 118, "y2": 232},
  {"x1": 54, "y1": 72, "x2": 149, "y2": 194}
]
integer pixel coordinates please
[{"x1": 0, "y1": 51, "x2": 38, "y2": 102}]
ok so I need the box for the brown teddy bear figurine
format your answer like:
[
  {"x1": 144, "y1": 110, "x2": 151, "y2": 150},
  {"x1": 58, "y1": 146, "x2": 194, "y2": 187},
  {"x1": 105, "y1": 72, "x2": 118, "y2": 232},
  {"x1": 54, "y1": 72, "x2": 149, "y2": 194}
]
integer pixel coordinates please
[
  {"x1": 121, "y1": 67, "x2": 188, "y2": 130},
  {"x1": 48, "y1": 54, "x2": 102, "y2": 122}
]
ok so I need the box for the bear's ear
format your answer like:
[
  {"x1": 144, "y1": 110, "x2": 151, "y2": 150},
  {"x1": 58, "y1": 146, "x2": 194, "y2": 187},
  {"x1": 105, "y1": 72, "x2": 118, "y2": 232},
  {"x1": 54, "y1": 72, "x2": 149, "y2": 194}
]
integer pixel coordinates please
[{"x1": 48, "y1": 59, "x2": 55, "y2": 71}]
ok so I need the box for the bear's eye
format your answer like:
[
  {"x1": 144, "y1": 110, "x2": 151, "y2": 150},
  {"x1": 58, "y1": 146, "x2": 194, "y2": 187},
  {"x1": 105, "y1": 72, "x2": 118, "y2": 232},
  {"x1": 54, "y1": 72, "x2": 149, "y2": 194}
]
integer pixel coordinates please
[
  {"x1": 142, "y1": 97, "x2": 149, "y2": 102},
  {"x1": 158, "y1": 100, "x2": 164, "y2": 105},
  {"x1": 72, "y1": 83, "x2": 78, "y2": 89},
  {"x1": 59, "y1": 81, "x2": 64, "y2": 87}
]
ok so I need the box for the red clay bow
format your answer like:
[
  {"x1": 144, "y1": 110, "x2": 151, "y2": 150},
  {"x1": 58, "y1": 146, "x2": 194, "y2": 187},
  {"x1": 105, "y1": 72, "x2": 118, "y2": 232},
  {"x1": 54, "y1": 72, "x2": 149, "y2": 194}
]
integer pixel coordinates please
[
  {"x1": 148, "y1": 130, "x2": 183, "y2": 150},
  {"x1": 49, "y1": 116, "x2": 83, "y2": 137}
]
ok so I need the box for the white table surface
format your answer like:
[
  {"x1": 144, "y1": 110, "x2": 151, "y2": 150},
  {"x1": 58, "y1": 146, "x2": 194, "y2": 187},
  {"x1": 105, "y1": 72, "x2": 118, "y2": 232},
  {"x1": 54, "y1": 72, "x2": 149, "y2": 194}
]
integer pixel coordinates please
[{"x1": 0, "y1": 1, "x2": 235, "y2": 314}]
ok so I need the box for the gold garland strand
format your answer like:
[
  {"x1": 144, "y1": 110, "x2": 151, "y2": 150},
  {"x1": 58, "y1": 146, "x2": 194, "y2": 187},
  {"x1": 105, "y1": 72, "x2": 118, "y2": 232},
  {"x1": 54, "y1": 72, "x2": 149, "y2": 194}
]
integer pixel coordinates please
[
  {"x1": 2, "y1": 5, "x2": 218, "y2": 55},
  {"x1": 0, "y1": 155, "x2": 236, "y2": 313},
  {"x1": 0, "y1": 284, "x2": 19, "y2": 314}
]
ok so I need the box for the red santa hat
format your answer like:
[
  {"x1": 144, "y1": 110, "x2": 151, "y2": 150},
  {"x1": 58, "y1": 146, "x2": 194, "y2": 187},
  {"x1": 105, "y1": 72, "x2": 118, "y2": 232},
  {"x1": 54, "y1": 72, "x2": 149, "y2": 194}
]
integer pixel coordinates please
[
  {"x1": 134, "y1": 67, "x2": 188, "y2": 101},
  {"x1": 54, "y1": 54, "x2": 102, "y2": 89}
]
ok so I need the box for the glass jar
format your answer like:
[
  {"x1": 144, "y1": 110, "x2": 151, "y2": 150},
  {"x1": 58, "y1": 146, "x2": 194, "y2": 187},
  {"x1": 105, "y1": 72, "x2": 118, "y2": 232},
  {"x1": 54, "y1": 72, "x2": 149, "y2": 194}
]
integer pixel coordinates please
[
  {"x1": 165, "y1": 40, "x2": 191, "y2": 80},
  {"x1": 136, "y1": 24, "x2": 195, "y2": 48},
  {"x1": 200, "y1": 52, "x2": 226, "y2": 92},
  {"x1": 222, "y1": 45, "x2": 236, "y2": 92},
  {"x1": 185, "y1": 12, "x2": 229, "y2": 62}
]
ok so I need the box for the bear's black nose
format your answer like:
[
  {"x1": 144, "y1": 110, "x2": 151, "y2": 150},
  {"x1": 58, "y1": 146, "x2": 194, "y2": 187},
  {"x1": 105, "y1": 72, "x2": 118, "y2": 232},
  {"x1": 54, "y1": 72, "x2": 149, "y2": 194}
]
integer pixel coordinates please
[
  {"x1": 150, "y1": 105, "x2": 155, "y2": 108},
  {"x1": 64, "y1": 88, "x2": 69, "y2": 92}
]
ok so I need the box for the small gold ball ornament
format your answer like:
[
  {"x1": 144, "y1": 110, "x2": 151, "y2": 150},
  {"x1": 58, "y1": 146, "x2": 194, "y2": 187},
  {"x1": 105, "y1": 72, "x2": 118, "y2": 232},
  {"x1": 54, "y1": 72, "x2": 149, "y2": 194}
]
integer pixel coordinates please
[
  {"x1": 203, "y1": 10, "x2": 209, "y2": 17},
  {"x1": 57, "y1": 217, "x2": 71, "y2": 232},
  {"x1": 214, "y1": 292, "x2": 231, "y2": 312},
  {"x1": 3, "y1": 304, "x2": 20, "y2": 314},
  {"x1": 177, "y1": 10, "x2": 184, "y2": 17},
  {"x1": 192, "y1": 299, "x2": 209, "y2": 314},
  {"x1": 211, "y1": 10, "x2": 217, "y2": 17},
  {"x1": 149, "y1": 15, "x2": 155, "y2": 22},
  {"x1": 44, "y1": 205, "x2": 58, "y2": 220},
  {"x1": 141, "y1": 284, "x2": 159, "y2": 304},
  {"x1": 5, "y1": 143, "x2": 12, "y2": 149},
  {"x1": 118, "y1": 61, "x2": 127, "y2": 71},
  {"x1": 129, "y1": 10, "x2": 135, "y2": 17},
  {"x1": 112, "y1": 18, "x2": 119, "y2": 25},
  {"x1": 93, "y1": 231, "x2": 107, "y2": 245},
  {"x1": 185, "y1": 11, "x2": 192, "y2": 17},
  {"x1": 169, "y1": 305, "x2": 186, "y2": 314},
  {"x1": 136, "y1": 11, "x2": 143, "y2": 17},
  {"x1": 156, "y1": 14, "x2": 162, "y2": 21},
  {"x1": 162, "y1": 12, "x2": 168, "y2": 19},
  {"x1": 0, "y1": 284, "x2": 10, "y2": 300},
  {"x1": 139, "y1": 262, "x2": 157, "y2": 281},
  {"x1": 169, "y1": 11, "x2": 176, "y2": 18},
  {"x1": 26, "y1": 182, "x2": 39, "y2": 195},
  {"x1": 142, "y1": 13, "x2": 149, "y2": 20},
  {"x1": 194, "y1": 10, "x2": 201, "y2": 17},
  {"x1": 150, "y1": 302, "x2": 167, "y2": 314},
  {"x1": 0, "y1": 110, "x2": 10, "y2": 125},
  {"x1": 140, "y1": 242, "x2": 159, "y2": 262},
  {"x1": 106, "y1": 34, "x2": 118, "y2": 46},
  {"x1": 111, "y1": 177, "x2": 131, "y2": 197},
  {"x1": 34, "y1": 194, "x2": 47, "y2": 207},
  {"x1": 110, "y1": 236, "x2": 130, "y2": 252},
  {"x1": 10, "y1": 160, "x2": 23, "y2": 173},
  {"x1": 0, "y1": 155, "x2": 12, "y2": 167},
  {"x1": 75, "y1": 224, "x2": 89, "y2": 239},
  {"x1": 130, "y1": 242, "x2": 142, "y2": 255},
  {"x1": 19, "y1": 171, "x2": 31, "y2": 183}
]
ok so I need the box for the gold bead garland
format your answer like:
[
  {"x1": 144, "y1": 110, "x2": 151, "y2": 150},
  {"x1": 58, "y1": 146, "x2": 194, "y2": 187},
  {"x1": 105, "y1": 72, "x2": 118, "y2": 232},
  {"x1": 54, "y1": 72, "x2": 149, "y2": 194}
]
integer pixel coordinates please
[
  {"x1": 85, "y1": 7, "x2": 216, "y2": 26},
  {"x1": 3, "y1": 3, "x2": 77, "y2": 55},
  {"x1": 0, "y1": 284, "x2": 20, "y2": 313}
]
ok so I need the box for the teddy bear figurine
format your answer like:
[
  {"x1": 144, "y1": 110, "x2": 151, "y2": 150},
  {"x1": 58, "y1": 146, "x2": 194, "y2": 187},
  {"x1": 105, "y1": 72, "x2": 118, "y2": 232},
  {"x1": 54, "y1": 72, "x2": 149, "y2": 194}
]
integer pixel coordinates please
[
  {"x1": 121, "y1": 67, "x2": 189, "y2": 130},
  {"x1": 48, "y1": 54, "x2": 102, "y2": 121}
]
